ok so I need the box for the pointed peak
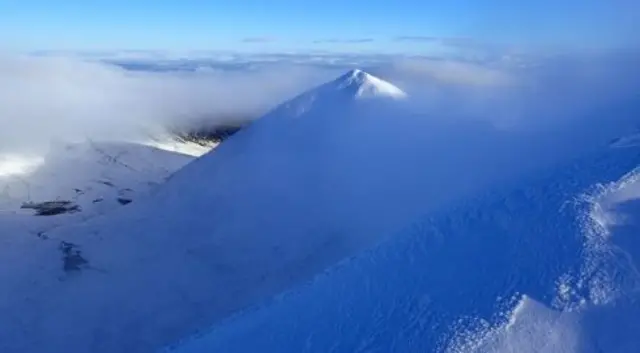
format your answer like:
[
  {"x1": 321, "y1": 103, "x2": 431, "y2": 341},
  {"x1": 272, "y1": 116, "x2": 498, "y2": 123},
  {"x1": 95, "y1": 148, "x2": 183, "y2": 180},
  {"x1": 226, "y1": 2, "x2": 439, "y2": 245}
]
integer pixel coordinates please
[
  {"x1": 332, "y1": 69, "x2": 407, "y2": 99},
  {"x1": 335, "y1": 69, "x2": 373, "y2": 87},
  {"x1": 261, "y1": 68, "x2": 407, "y2": 119},
  {"x1": 339, "y1": 68, "x2": 367, "y2": 81}
]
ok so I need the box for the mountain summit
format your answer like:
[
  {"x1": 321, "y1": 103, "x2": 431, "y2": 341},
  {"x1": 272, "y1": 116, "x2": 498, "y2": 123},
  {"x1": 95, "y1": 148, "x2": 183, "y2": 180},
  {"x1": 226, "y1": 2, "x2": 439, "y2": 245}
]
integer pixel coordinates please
[
  {"x1": 331, "y1": 69, "x2": 407, "y2": 99},
  {"x1": 266, "y1": 69, "x2": 406, "y2": 119}
]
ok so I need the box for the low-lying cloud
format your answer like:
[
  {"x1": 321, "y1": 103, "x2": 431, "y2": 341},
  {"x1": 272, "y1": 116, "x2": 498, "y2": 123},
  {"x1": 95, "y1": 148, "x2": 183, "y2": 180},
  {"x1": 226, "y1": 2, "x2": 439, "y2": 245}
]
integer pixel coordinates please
[
  {"x1": 393, "y1": 36, "x2": 495, "y2": 49},
  {"x1": 388, "y1": 58, "x2": 515, "y2": 87},
  {"x1": 379, "y1": 52, "x2": 640, "y2": 129},
  {"x1": 1, "y1": 50, "x2": 639, "y2": 156},
  {"x1": 0, "y1": 54, "x2": 339, "y2": 154}
]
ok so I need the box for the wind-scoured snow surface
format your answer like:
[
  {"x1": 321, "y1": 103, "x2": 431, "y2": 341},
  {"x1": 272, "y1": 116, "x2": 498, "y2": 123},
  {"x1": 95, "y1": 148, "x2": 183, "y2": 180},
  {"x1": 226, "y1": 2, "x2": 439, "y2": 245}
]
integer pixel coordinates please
[
  {"x1": 163, "y1": 73, "x2": 640, "y2": 353},
  {"x1": 166, "y1": 135, "x2": 640, "y2": 353},
  {"x1": 1, "y1": 67, "x2": 640, "y2": 353}
]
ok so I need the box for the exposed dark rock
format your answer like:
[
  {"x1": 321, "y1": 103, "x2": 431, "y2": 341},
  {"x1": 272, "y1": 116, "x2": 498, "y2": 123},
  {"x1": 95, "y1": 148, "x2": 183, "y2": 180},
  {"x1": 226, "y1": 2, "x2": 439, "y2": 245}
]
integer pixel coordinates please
[
  {"x1": 21, "y1": 201, "x2": 81, "y2": 216},
  {"x1": 96, "y1": 180, "x2": 115, "y2": 187},
  {"x1": 117, "y1": 198, "x2": 132, "y2": 205},
  {"x1": 59, "y1": 241, "x2": 88, "y2": 272},
  {"x1": 172, "y1": 124, "x2": 245, "y2": 146}
]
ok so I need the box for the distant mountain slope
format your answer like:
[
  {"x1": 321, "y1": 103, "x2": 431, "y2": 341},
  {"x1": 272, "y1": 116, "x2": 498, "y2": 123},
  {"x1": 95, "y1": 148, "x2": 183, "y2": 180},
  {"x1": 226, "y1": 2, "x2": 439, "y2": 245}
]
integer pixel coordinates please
[{"x1": 0, "y1": 140, "x2": 195, "y2": 238}]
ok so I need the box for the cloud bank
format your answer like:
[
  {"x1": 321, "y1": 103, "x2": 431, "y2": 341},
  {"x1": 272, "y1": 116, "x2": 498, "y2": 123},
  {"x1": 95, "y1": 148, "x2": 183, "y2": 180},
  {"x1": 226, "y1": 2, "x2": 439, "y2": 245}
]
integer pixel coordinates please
[
  {"x1": 1, "y1": 50, "x2": 639, "y2": 156},
  {"x1": 368, "y1": 52, "x2": 640, "y2": 131},
  {"x1": 0, "y1": 54, "x2": 339, "y2": 154}
]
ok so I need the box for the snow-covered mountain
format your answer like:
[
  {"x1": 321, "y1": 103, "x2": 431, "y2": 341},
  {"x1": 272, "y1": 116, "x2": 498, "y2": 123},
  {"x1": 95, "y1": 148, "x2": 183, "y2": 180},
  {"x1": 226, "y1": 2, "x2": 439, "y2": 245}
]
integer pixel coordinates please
[
  {"x1": 168, "y1": 130, "x2": 640, "y2": 353},
  {"x1": 0, "y1": 140, "x2": 201, "y2": 238},
  {"x1": 0, "y1": 69, "x2": 639, "y2": 353},
  {"x1": 0, "y1": 69, "x2": 418, "y2": 353},
  {"x1": 266, "y1": 69, "x2": 406, "y2": 117}
]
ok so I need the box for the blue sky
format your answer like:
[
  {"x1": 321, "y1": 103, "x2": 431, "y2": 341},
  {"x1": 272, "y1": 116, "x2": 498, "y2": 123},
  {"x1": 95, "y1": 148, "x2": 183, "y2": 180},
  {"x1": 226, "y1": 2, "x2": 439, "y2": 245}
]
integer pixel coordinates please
[{"x1": 0, "y1": 0, "x2": 636, "y2": 53}]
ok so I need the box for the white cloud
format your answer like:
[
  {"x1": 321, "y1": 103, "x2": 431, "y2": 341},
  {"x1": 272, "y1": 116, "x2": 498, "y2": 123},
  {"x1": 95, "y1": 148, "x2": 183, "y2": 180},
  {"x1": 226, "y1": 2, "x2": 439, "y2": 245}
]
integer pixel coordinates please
[
  {"x1": 1, "y1": 50, "x2": 639, "y2": 156},
  {"x1": 387, "y1": 58, "x2": 516, "y2": 87},
  {"x1": 377, "y1": 53, "x2": 640, "y2": 129},
  {"x1": 0, "y1": 54, "x2": 339, "y2": 154}
]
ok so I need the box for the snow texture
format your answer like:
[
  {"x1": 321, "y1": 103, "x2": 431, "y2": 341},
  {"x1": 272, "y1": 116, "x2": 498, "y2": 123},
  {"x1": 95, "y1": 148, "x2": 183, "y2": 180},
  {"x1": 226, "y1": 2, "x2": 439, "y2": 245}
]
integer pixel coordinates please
[
  {"x1": 166, "y1": 133, "x2": 640, "y2": 353},
  {"x1": 164, "y1": 72, "x2": 640, "y2": 353}
]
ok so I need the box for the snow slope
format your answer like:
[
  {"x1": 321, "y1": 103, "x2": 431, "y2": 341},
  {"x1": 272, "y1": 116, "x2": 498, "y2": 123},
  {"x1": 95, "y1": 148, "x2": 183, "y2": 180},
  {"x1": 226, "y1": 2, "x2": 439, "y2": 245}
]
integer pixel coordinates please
[
  {"x1": 0, "y1": 69, "x2": 638, "y2": 353},
  {"x1": 0, "y1": 140, "x2": 196, "y2": 240},
  {"x1": 167, "y1": 123, "x2": 640, "y2": 353}
]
